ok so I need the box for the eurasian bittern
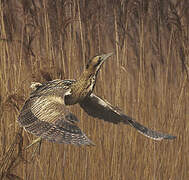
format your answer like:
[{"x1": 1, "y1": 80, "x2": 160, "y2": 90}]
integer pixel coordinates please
[{"x1": 18, "y1": 53, "x2": 176, "y2": 147}]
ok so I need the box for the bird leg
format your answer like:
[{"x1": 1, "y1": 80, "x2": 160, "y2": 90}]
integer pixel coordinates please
[
  {"x1": 25, "y1": 137, "x2": 42, "y2": 150},
  {"x1": 24, "y1": 137, "x2": 42, "y2": 158}
]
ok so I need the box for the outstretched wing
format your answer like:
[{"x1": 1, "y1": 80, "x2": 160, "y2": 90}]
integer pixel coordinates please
[
  {"x1": 18, "y1": 82, "x2": 94, "y2": 145},
  {"x1": 79, "y1": 94, "x2": 176, "y2": 140}
]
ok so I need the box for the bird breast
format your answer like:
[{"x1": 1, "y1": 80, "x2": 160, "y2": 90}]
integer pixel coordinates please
[{"x1": 64, "y1": 78, "x2": 95, "y2": 105}]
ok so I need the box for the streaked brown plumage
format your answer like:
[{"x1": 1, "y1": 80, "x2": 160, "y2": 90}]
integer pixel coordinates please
[{"x1": 18, "y1": 53, "x2": 176, "y2": 146}]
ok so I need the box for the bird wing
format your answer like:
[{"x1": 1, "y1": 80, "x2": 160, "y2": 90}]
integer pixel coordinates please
[
  {"x1": 18, "y1": 83, "x2": 94, "y2": 145},
  {"x1": 79, "y1": 93, "x2": 176, "y2": 140}
]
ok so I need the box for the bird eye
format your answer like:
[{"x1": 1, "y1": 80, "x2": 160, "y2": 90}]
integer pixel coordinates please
[{"x1": 95, "y1": 58, "x2": 102, "y2": 67}]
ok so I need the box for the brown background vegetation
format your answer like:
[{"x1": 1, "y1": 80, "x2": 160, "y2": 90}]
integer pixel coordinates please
[{"x1": 0, "y1": 0, "x2": 189, "y2": 179}]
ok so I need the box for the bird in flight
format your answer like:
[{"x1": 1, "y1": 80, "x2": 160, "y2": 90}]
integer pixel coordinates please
[{"x1": 17, "y1": 53, "x2": 176, "y2": 147}]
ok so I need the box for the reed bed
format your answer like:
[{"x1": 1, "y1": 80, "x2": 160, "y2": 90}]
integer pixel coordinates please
[{"x1": 0, "y1": 0, "x2": 188, "y2": 179}]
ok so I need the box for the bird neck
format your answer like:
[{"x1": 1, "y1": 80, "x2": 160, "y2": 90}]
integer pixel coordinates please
[
  {"x1": 77, "y1": 69, "x2": 96, "y2": 85},
  {"x1": 65, "y1": 69, "x2": 97, "y2": 105},
  {"x1": 74, "y1": 69, "x2": 97, "y2": 95}
]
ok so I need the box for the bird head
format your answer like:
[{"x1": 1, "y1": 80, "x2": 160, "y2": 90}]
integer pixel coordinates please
[
  {"x1": 68, "y1": 52, "x2": 114, "y2": 104},
  {"x1": 85, "y1": 52, "x2": 113, "y2": 73}
]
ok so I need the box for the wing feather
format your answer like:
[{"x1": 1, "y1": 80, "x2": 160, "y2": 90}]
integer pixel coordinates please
[
  {"x1": 80, "y1": 94, "x2": 130, "y2": 124},
  {"x1": 79, "y1": 94, "x2": 176, "y2": 140},
  {"x1": 18, "y1": 81, "x2": 93, "y2": 145}
]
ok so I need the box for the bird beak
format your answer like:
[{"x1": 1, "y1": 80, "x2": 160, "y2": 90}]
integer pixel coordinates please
[{"x1": 100, "y1": 52, "x2": 114, "y2": 61}]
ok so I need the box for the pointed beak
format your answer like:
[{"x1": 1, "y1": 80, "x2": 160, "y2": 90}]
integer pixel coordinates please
[{"x1": 100, "y1": 52, "x2": 114, "y2": 61}]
